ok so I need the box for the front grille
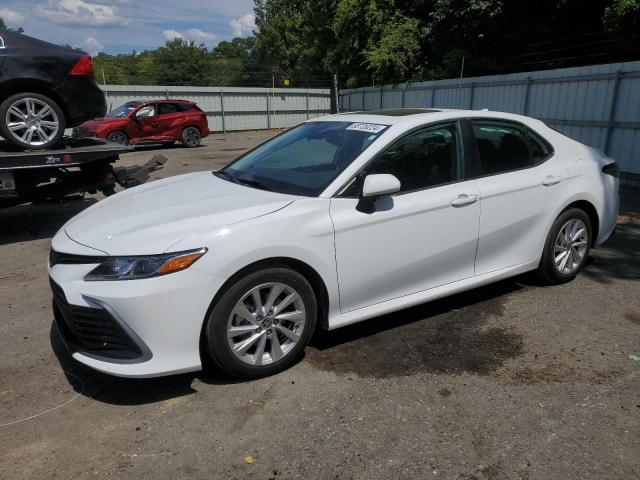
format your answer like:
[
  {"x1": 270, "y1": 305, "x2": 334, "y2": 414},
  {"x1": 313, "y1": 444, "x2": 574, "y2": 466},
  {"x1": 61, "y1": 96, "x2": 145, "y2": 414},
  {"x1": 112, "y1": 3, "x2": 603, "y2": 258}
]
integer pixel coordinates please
[
  {"x1": 49, "y1": 249, "x2": 107, "y2": 267},
  {"x1": 72, "y1": 127, "x2": 93, "y2": 139},
  {"x1": 50, "y1": 278, "x2": 143, "y2": 360}
]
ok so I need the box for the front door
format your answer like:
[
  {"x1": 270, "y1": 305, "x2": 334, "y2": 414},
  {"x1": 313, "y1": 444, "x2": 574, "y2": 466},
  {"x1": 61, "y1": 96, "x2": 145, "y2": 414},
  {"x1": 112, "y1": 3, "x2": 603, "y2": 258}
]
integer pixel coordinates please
[
  {"x1": 130, "y1": 104, "x2": 162, "y2": 141},
  {"x1": 330, "y1": 122, "x2": 481, "y2": 313}
]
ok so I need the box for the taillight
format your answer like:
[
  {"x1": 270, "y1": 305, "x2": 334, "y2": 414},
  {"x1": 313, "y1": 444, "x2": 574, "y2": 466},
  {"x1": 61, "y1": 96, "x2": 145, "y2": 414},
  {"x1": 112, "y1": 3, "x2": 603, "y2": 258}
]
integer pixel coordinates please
[
  {"x1": 69, "y1": 55, "x2": 94, "y2": 76},
  {"x1": 602, "y1": 162, "x2": 619, "y2": 178}
]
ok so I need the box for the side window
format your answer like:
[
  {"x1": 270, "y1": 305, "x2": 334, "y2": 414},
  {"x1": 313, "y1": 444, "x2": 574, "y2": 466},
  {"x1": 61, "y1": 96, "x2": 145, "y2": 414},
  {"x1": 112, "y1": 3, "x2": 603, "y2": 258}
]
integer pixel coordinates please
[
  {"x1": 176, "y1": 103, "x2": 194, "y2": 112},
  {"x1": 158, "y1": 103, "x2": 179, "y2": 115},
  {"x1": 344, "y1": 123, "x2": 462, "y2": 196},
  {"x1": 528, "y1": 128, "x2": 553, "y2": 165},
  {"x1": 136, "y1": 105, "x2": 156, "y2": 118},
  {"x1": 471, "y1": 121, "x2": 531, "y2": 175}
]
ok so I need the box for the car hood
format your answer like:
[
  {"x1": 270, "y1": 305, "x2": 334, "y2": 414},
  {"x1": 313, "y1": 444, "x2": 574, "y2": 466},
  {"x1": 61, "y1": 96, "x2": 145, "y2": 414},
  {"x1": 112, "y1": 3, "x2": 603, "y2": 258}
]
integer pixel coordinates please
[
  {"x1": 64, "y1": 172, "x2": 298, "y2": 255},
  {"x1": 81, "y1": 117, "x2": 124, "y2": 129}
]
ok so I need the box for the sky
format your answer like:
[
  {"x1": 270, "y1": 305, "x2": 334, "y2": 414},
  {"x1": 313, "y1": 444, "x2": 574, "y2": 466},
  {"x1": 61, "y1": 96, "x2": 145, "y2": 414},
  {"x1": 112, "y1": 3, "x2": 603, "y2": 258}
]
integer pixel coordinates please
[{"x1": 0, "y1": 0, "x2": 257, "y2": 55}]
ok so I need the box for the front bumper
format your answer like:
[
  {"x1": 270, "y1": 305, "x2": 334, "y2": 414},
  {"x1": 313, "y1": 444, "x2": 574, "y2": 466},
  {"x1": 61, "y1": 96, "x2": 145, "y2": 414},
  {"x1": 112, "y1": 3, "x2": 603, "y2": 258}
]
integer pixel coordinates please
[{"x1": 48, "y1": 261, "x2": 226, "y2": 378}]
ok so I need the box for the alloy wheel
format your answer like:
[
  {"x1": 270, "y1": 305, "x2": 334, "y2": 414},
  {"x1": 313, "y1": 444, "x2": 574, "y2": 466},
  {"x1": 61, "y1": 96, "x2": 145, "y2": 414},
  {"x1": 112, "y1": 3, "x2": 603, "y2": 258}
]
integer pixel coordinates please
[
  {"x1": 553, "y1": 218, "x2": 588, "y2": 274},
  {"x1": 108, "y1": 131, "x2": 128, "y2": 145},
  {"x1": 5, "y1": 97, "x2": 60, "y2": 147},
  {"x1": 183, "y1": 127, "x2": 201, "y2": 147},
  {"x1": 226, "y1": 282, "x2": 306, "y2": 366}
]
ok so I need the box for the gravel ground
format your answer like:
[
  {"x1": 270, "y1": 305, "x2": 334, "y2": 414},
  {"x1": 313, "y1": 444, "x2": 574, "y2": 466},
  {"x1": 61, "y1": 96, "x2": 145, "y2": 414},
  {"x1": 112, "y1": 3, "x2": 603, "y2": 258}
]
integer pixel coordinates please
[{"x1": 1, "y1": 131, "x2": 639, "y2": 480}]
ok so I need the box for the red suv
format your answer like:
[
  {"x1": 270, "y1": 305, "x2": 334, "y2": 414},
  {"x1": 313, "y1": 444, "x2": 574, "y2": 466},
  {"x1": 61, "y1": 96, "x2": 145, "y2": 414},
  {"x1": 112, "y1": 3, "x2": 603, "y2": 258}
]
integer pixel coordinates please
[{"x1": 74, "y1": 100, "x2": 209, "y2": 147}]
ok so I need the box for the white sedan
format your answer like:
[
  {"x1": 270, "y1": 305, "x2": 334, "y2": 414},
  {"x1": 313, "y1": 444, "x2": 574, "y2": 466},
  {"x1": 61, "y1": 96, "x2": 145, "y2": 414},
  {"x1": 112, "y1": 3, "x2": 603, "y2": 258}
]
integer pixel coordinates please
[{"x1": 48, "y1": 109, "x2": 619, "y2": 378}]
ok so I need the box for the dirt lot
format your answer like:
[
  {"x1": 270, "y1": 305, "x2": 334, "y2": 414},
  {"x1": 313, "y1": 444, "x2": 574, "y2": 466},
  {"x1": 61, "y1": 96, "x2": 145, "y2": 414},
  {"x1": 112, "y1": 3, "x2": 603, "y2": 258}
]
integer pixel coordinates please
[{"x1": 1, "y1": 131, "x2": 639, "y2": 480}]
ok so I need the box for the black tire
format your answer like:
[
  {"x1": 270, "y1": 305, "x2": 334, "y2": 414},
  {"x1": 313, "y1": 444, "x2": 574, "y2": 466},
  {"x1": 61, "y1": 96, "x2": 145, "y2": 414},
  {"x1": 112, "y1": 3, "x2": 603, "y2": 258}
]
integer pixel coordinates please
[
  {"x1": 204, "y1": 267, "x2": 317, "y2": 378},
  {"x1": 537, "y1": 208, "x2": 592, "y2": 284},
  {"x1": 107, "y1": 131, "x2": 129, "y2": 145},
  {"x1": 0, "y1": 92, "x2": 65, "y2": 150},
  {"x1": 181, "y1": 126, "x2": 201, "y2": 148}
]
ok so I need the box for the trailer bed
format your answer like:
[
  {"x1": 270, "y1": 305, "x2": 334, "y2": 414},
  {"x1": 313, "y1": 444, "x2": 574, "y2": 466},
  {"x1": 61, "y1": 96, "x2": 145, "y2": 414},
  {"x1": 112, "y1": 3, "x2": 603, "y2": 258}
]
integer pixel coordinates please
[
  {"x1": 0, "y1": 138, "x2": 129, "y2": 171},
  {"x1": 0, "y1": 137, "x2": 165, "y2": 208}
]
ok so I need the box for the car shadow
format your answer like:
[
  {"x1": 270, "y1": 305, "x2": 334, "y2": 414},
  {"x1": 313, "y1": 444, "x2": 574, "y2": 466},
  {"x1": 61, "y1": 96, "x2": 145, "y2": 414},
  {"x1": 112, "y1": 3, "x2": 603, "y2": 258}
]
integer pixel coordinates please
[
  {"x1": 307, "y1": 279, "x2": 525, "y2": 378},
  {"x1": 0, "y1": 197, "x2": 97, "y2": 246},
  {"x1": 50, "y1": 279, "x2": 525, "y2": 404},
  {"x1": 581, "y1": 216, "x2": 640, "y2": 283}
]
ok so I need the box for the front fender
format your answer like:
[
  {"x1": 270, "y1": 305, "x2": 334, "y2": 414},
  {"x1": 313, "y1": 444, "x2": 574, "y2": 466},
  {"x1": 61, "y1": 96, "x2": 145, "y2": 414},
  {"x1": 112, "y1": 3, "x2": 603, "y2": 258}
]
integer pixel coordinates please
[{"x1": 170, "y1": 198, "x2": 341, "y2": 319}]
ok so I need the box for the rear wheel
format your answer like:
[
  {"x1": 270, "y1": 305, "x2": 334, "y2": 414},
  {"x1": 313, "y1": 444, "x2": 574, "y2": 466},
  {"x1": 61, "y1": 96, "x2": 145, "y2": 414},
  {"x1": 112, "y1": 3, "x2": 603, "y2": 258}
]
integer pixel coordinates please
[
  {"x1": 181, "y1": 126, "x2": 201, "y2": 148},
  {"x1": 107, "y1": 131, "x2": 129, "y2": 145},
  {"x1": 204, "y1": 267, "x2": 317, "y2": 378},
  {"x1": 0, "y1": 93, "x2": 65, "y2": 150},
  {"x1": 537, "y1": 208, "x2": 592, "y2": 284}
]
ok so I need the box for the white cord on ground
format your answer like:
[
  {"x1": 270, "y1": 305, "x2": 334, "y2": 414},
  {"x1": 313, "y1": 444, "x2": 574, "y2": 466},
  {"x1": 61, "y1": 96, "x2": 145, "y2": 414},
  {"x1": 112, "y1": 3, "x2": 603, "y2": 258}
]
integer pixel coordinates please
[{"x1": 0, "y1": 371, "x2": 85, "y2": 427}]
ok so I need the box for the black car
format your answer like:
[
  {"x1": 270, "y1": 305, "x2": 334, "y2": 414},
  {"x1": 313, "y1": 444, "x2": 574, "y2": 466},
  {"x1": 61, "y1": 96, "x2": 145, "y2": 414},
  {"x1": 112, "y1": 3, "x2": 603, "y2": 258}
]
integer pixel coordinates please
[{"x1": 0, "y1": 30, "x2": 106, "y2": 150}]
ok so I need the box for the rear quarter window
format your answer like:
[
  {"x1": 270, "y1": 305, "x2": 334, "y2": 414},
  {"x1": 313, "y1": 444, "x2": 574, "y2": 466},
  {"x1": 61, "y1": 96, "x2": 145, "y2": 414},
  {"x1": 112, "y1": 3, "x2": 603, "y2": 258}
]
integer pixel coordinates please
[{"x1": 527, "y1": 128, "x2": 554, "y2": 165}]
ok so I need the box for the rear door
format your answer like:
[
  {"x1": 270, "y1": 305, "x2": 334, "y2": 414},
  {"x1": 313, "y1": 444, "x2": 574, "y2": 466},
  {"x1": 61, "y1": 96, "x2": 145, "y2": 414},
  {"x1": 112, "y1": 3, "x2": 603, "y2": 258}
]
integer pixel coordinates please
[
  {"x1": 155, "y1": 103, "x2": 183, "y2": 140},
  {"x1": 467, "y1": 119, "x2": 567, "y2": 275}
]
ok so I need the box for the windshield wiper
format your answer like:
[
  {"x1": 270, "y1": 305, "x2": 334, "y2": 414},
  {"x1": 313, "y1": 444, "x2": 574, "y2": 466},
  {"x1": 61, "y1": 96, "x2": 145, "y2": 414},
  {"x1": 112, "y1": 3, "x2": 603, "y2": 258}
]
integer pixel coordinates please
[
  {"x1": 214, "y1": 171, "x2": 271, "y2": 192},
  {"x1": 214, "y1": 170, "x2": 242, "y2": 185}
]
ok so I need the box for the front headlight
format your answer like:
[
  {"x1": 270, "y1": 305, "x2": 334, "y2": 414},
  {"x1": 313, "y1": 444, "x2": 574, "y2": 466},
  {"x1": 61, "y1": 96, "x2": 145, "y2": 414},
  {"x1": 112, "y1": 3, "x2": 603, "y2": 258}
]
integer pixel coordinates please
[{"x1": 84, "y1": 248, "x2": 207, "y2": 281}]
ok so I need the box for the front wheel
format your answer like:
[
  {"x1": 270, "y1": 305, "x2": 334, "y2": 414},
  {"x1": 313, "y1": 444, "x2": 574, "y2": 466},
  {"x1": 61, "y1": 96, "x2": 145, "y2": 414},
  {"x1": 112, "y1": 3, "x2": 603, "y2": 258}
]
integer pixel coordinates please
[
  {"x1": 537, "y1": 208, "x2": 592, "y2": 284},
  {"x1": 181, "y1": 126, "x2": 201, "y2": 148},
  {"x1": 204, "y1": 267, "x2": 317, "y2": 378},
  {"x1": 107, "y1": 131, "x2": 129, "y2": 145},
  {"x1": 0, "y1": 93, "x2": 65, "y2": 150}
]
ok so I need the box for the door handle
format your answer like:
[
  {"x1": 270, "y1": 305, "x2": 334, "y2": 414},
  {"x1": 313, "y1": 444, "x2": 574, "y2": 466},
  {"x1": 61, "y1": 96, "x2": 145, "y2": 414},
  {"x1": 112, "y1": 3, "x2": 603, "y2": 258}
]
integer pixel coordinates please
[
  {"x1": 451, "y1": 194, "x2": 479, "y2": 207},
  {"x1": 542, "y1": 175, "x2": 562, "y2": 187}
]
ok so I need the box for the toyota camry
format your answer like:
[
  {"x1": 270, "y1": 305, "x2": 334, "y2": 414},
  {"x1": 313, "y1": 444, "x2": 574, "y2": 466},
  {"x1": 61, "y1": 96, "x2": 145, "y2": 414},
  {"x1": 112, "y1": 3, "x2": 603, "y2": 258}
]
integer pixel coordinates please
[{"x1": 48, "y1": 108, "x2": 619, "y2": 378}]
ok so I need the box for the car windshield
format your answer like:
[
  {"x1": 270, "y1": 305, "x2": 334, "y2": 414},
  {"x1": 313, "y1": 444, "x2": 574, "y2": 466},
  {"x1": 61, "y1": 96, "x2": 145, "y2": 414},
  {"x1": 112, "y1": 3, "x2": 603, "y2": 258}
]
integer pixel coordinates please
[
  {"x1": 106, "y1": 102, "x2": 142, "y2": 118},
  {"x1": 219, "y1": 121, "x2": 389, "y2": 196}
]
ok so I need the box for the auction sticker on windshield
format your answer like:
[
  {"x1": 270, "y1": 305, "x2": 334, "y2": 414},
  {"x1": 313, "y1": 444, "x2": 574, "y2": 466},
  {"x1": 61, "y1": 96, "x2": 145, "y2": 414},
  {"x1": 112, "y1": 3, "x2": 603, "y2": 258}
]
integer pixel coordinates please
[{"x1": 346, "y1": 123, "x2": 387, "y2": 133}]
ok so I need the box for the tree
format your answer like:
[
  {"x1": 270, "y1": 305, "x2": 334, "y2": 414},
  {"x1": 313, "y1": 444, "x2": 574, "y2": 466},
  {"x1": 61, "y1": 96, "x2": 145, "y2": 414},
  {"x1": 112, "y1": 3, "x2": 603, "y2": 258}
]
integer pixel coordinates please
[
  {"x1": 604, "y1": 0, "x2": 640, "y2": 35},
  {"x1": 0, "y1": 16, "x2": 24, "y2": 33},
  {"x1": 212, "y1": 37, "x2": 256, "y2": 85},
  {"x1": 152, "y1": 39, "x2": 215, "y2": 86}
]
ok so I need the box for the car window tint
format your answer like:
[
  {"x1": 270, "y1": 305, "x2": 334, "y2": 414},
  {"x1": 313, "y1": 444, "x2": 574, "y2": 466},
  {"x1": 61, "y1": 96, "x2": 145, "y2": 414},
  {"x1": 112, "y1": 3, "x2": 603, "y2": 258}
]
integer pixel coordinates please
[
  {"x1": 471, "y1": 121, "x2": 531, "y2": 175},
  {"x1": 528, "y1": 128, "x2": 553, "y2": 164},
  {"x1": 225, "y1": 121, "x2": 388, "y2": 196},
  {"x1": 176, "y1": 103, "x2": 194, "y2": 112},
  {"x1": 345, "y1": 123, "x2": 461, "y2": 195},
  {"x1": 158, "y1": 103, "x2": 179, "y2": 115},
  {"x1": 136, "y1": 105, "x2": 155, "y2": 117}
]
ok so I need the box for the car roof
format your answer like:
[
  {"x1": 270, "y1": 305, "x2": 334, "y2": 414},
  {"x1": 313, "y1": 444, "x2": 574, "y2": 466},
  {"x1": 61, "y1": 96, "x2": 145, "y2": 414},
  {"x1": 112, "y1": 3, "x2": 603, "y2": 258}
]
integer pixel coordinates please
[
  {"x1": 310, "y1": 108, "x2": 546, "y2": 129},
  {"x1": 140, "y1": 99, "x2": 195, "y2": 104}
]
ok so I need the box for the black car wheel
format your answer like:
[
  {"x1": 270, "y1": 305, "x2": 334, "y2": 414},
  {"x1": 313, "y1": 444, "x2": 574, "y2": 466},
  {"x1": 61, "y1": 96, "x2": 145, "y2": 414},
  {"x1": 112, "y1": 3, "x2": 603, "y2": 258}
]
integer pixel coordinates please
[
  {"x1": 181, "y1": 126, "x2": 201, "y2": 148},
  {"x1": 204, "y1": 267, "x2": 317, "y2": 378},
  {"x1": 107, "y1": 131, "x2": 129, "y2": 145},
  {"x1": 0, "y1": 92, "x2": 65, "y2": 150}
]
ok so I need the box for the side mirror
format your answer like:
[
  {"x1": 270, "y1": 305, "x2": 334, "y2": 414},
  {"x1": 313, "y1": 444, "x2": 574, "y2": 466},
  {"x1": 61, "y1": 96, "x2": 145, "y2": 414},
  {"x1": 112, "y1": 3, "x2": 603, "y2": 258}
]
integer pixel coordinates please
[
  {"x1": 362, "y1": 174, "x2": 401, "y2": 198},
  {"x1": 357, "y1": 174, "x2": 400, "y2": 214}
]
